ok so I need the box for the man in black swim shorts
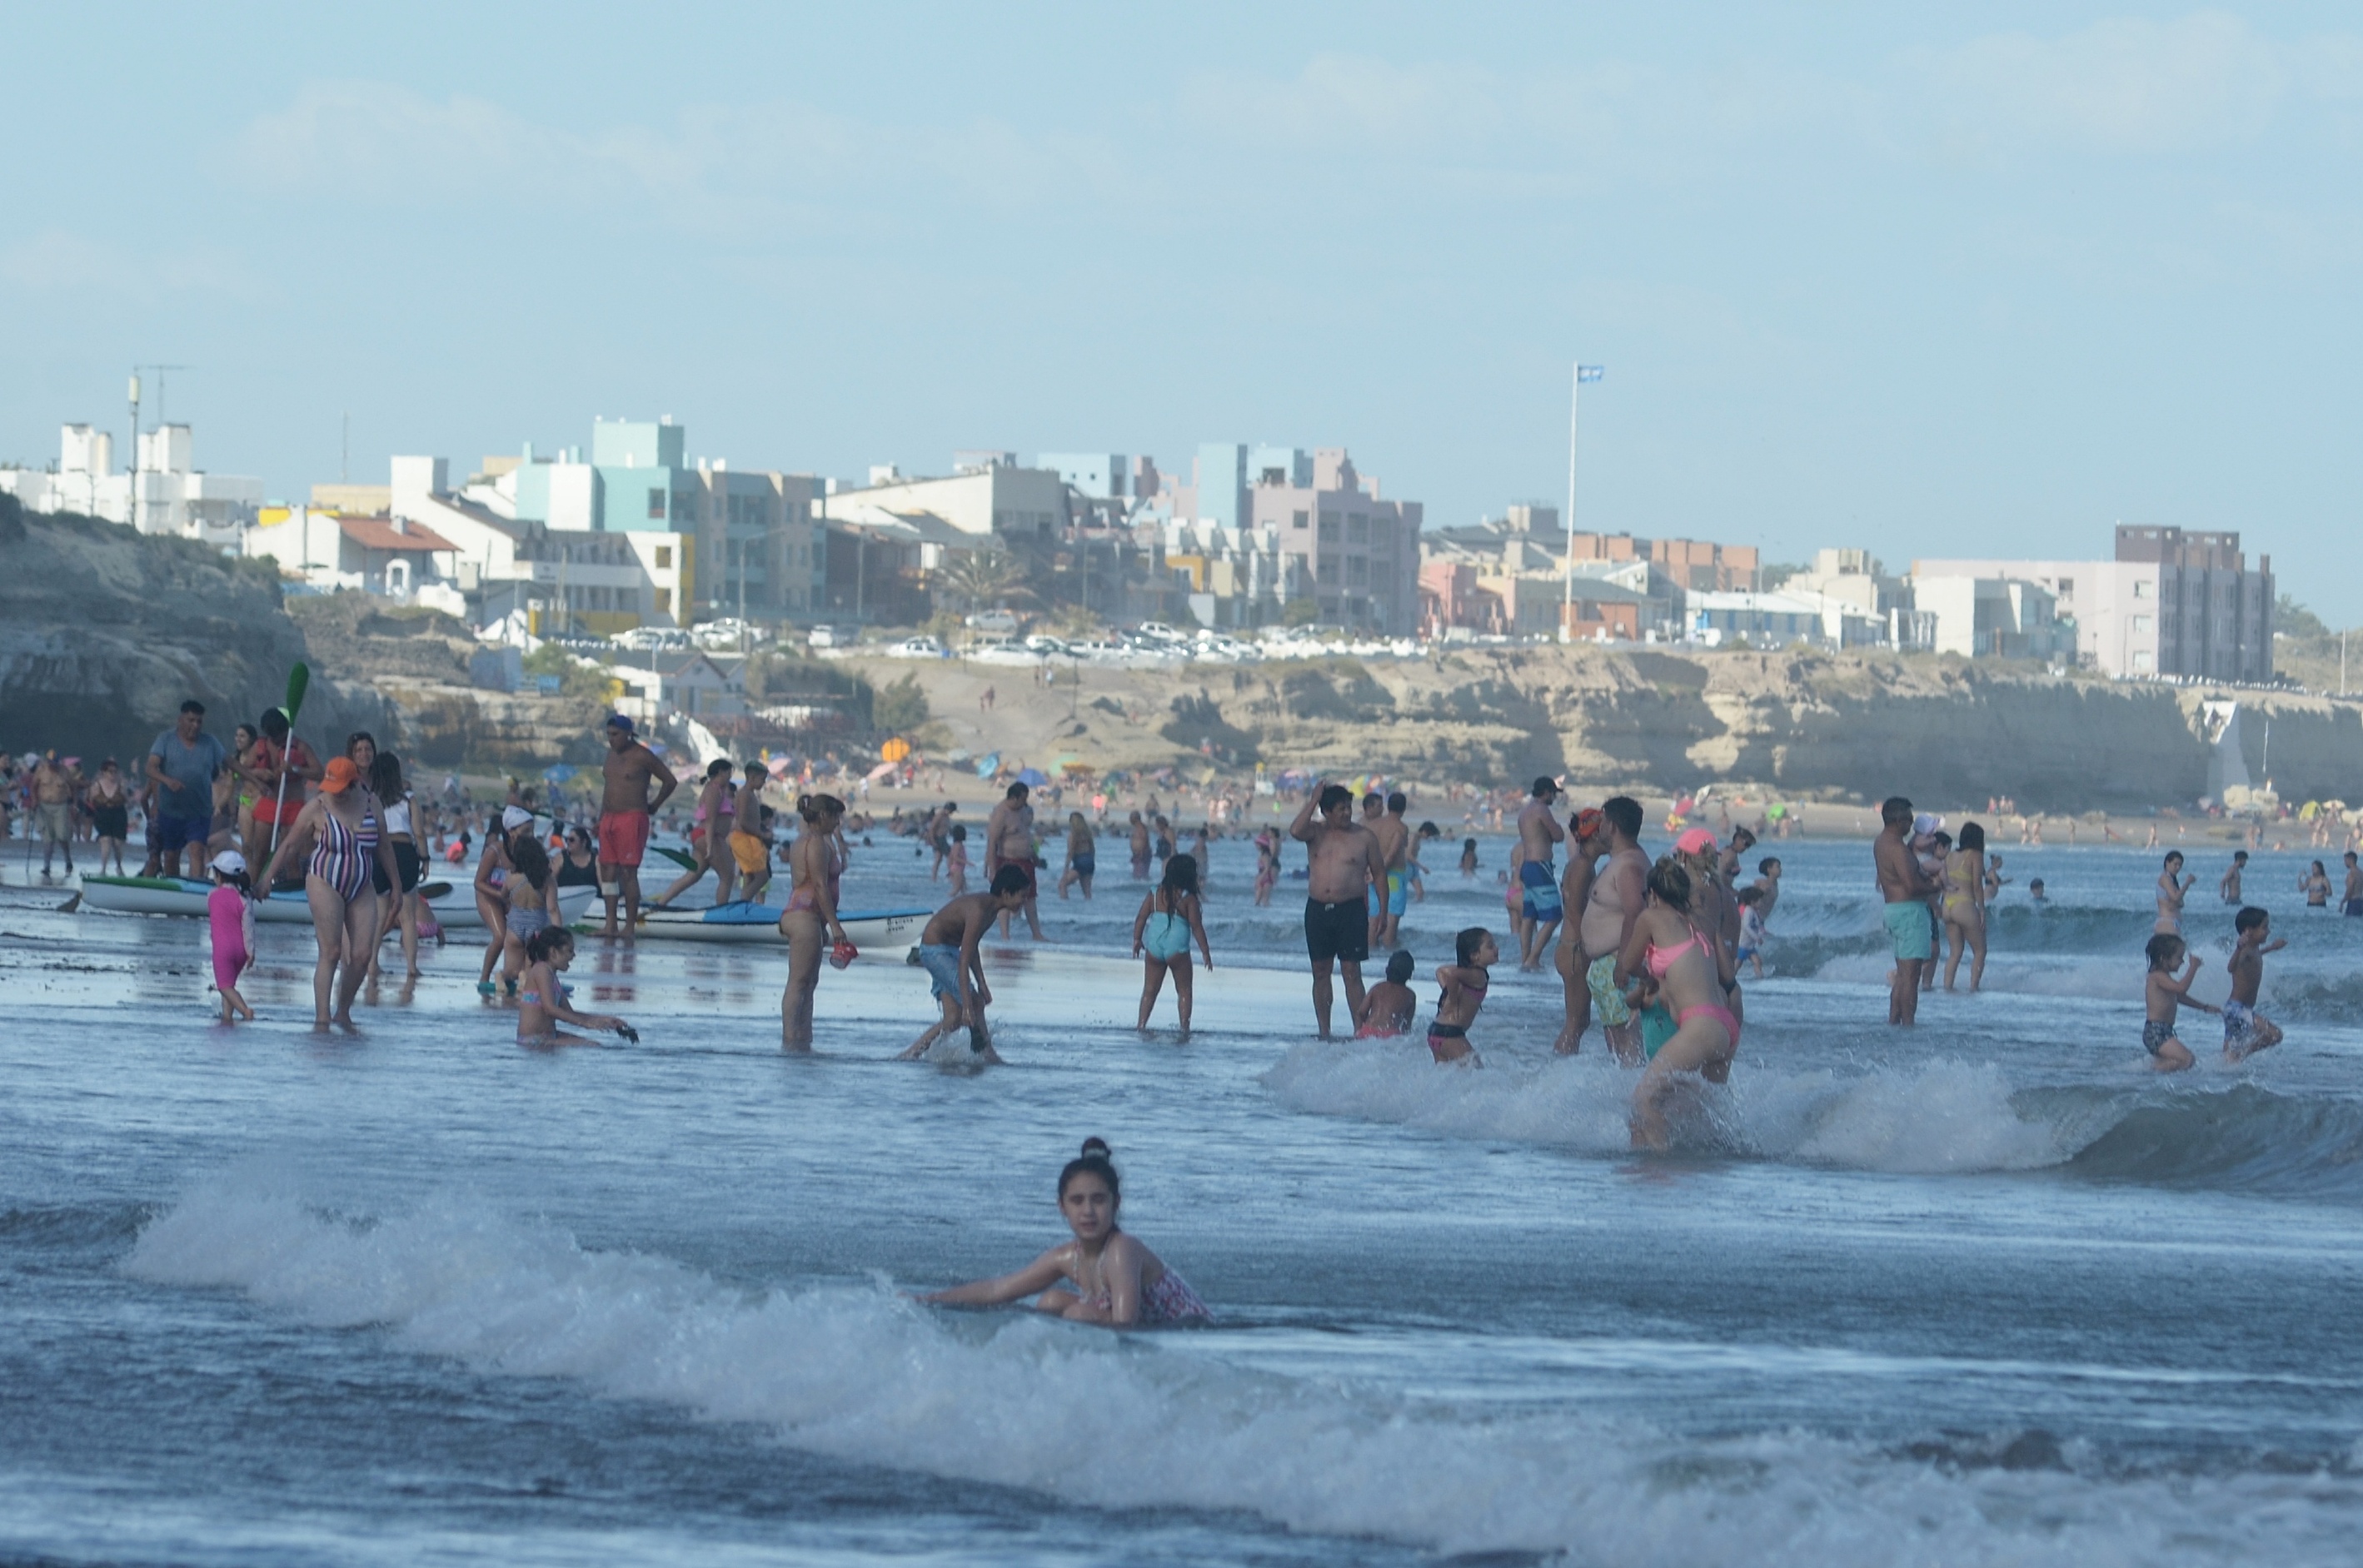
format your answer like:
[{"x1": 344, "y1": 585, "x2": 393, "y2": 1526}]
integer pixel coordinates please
[{"x1": 1289, "y1": 779, "x2": 1387, "y2": 1038}]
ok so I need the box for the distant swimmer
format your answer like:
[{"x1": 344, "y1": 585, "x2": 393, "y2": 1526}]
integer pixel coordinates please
[
  {"x1": 896, "y1": 864, "x2": 1030, "y2": 1063},
  {"x1": 1128, "y1": 810, "x2": 1151, "y2": 880},
  {"x1": 595, "y1": 714, "x2": 679, "y2": 935},
  {"x1": 1553, "y1": 807, "x2": 1607, "y2": 1055},
  {"x1": 778, "y1": 794, "x2": 851, "y2": 1053},
  {"x1": 650, "y1": 759, "x2": 741, "y2": 911},
  {"x1": 920, "y1": 1139, "x2": 1210, "y2": 1327},
  {"x1": 2220, "y1": 850, "x2": 2248, "y2": 905},
  {"x1": 1459, "y1": 837, "x2": 1478, "y2": 877},
  {"x1": 1353, "y1": 948, "x2": 1418, "y2": 1038},
  {"x1": 2155, "y1": 851, "x2": 2195, "y2": 935},
  {"x1": 1752, "y1": 855, "x2": 1783, "y2": 923},
  {"x1": 1132, "y1": 853, "x2": 1213, "y2": 1037},
  {"x1": 2141, "y1": 932, "x2": 2217, "y2": 1073},
  {"x1": 2301, "y1": 860, "x2": 2332, "y2": 908},
  {"x1": 2345, "y1": 852, "x2": 2363, "y2": 917},
  {"x1": 1736, "y1": 886, "x2": 1767, "y2": 979},
  {"x1": 1290, "y1": 780, "x2": 1388, "y2": 1038},
  {"x1": 1515, "y1": 777, "x2": 1568, "y2": 970},
  {"x1": 985, "y1": 782, "x2": 1049, "y2": 941},
  {"x1": 1615, "y1": 856, "x2": 1739, "y2": 1150},
  {"x1": 515, "y1": 928, "x2": 636, "y2": 1048},
  {"x1": 1579, "y1": 795, "x2": 1649, "y2": 1063},
  {"x1": 1874, "y1": 796, "x2": 1938, "y2": 1027},
  {"x1": 1056, "y1": 810, "x2": 1097, "y2": 900},
  {"x1": 2221, "y1": 907, "x2": 2286, "y2": 1063},
  {"x1": 1427, "y1": 927, "x2": 1497, "y2": 1065},
  {"x1": 1941, "y1": 821, "x2": 1989, "y2": 993}
]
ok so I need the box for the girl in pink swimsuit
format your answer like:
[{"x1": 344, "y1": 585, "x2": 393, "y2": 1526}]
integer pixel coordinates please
[
  {"x1": 1614, "y1": 855, "x2": 1741, "y2": 1151},
  {"x1": 920, "y1": 1138, "x2": 1211, "y2": 1327},
  {"x1": 207, "y1": 850, "x2": 257, "y2": 1023}
]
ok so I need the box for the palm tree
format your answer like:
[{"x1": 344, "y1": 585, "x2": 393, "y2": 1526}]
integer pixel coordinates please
[{"x1": 935, "y1": 549, "x2": 1029, "y2": 612}]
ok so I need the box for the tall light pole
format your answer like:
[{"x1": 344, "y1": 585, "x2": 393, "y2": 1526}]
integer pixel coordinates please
[{"x1": 1561, "y1": 363, "x2": 1605, "y2": 641}]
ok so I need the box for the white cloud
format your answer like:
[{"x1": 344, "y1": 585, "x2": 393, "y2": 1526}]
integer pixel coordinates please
[{"x1": 0, "y1": 229, "x2": 254, "y2": 300}]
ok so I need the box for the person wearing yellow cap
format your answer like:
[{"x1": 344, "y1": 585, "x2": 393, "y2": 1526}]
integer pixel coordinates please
[{"x1": 258, "y1": 754, "x2": 401, "y2": 1028}]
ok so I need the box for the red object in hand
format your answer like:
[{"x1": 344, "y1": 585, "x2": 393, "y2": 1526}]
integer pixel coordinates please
[{"x1": 829, "y1": 940, "x2": 859, "y2": 969}]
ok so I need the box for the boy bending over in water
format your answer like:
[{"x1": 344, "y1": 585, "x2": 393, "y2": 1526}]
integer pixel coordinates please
[
  {"x1": 921, "y1": 1138, "x2": 1210, "y2": 1326},
  {"x1": 516, "y1": 927, "x2": 637, "y2": 1048},
  {"x1": 2221, "y1": 906, "x2": 2286, "y2": 1063},
  {"x1": 1354, "y1": 948, "x2": 1418, "y2": 1038},
  {"x1": 898, "y1": 865, "x2": 1029, "y2": 1063},
  {"x1": 2141, "y1": 933, "x2": 2216, "y2": 1073},
  {"x1": 1427, "y1": 926, "x2": 1496, "y2": 1065}
]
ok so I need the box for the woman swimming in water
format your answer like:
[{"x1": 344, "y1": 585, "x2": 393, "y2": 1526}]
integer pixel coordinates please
[
  {"x1": 514, "y1": 927, "x2": 636, "y2": 1048},
  {"x1": 1614, "y1": 856, "x2": 1740, "y2": 1151},
  {"x1": 920, "y1": 1138, "x2": 1210, "y2": 1327}
]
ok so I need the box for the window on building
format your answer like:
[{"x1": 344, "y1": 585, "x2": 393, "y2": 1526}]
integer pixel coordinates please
[
  {"x1": 655, "y1": 588, "x2": 671, "y2": 614},
  {"x1": 648, "y1": 488, "x2": 667, "y2": 520},
  {"x1": 2132, "y1": 580, "x2": 2151, "y2": 598},
  {"x1": 656, "y1": 546, "x2": 672, "y2": 569},
  {"x1": 2132, "y1": 649, "x2": 2153, "y2": 671},
  {"x1": 1348, "y1": 556, "x2": 1368, "y2": 585},
  {"x1": 1347, "y1": 515, "x2": 1367, "y2": 542},
  {"x1": 1317, "y1": 559, "x2": 1339, "y2": 584},
  {"x1": 1319, "y1": 513, "x2": 1339, "y2": 540},
  {"x1": 1292, "y1": 510, "x2": 1309, "y2": 530},
  {"x1": 2131, "y1": 615, "x2": 2152, "y2": 635}
]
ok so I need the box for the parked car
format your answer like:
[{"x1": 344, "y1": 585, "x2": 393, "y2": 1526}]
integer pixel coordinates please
[
  {"x1": 1022, "y1": 634, "x2": 1071, "y2": 657},
  {"x1": 963, "y1": 610, "x2": 1021, "y2": 635},
  {"x1": 884, "y1": 635, "x2": 949, "y2": 660},
  {"x1": 806, "y1": 625, "x2": 843, "y2": 649},
  {"x1": 1132, "y1": 620, "x2": 1189, "y2": 645}
]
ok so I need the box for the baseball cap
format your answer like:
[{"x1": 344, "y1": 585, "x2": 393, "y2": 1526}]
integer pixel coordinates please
[
  {"x1": 321, "y1": 756, "x2": 360, "y2": 794},
  {"x1": 1572, "y1": 807, "x2": 1603, "y2": 840},
  {"x1": 501, "y1": 805, "x2": 535, "y2": 831},
  {"x1": 1675, "y1": 827, "x2": 1718, "y2": 856},
  {"x1": 210, "y1": 849, "x2": 247, "y2": 874},
  {"x1": 606, "y1": 713, "x2": 634, "y2": 732}
]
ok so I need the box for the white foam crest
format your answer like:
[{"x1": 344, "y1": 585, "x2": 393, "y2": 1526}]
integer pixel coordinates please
[
  {"x1": 1804, "y1": 950, "x2": 2155, "y2": 1003},
  {"x1": 121, "y1": 1177, "x2": 2325, "y2": 1566},
  {"x1": 1263, "y1": 1044, "x2": 2067, "y2": 1174}
]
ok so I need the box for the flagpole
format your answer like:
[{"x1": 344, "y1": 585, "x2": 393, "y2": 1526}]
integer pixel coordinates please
[{"x1": 1563, "y1": 361, "x2": 1578, "y2": 642}]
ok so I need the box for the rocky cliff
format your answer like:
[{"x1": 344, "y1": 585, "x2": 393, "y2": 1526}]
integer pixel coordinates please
[
  {"x1": 0, "y1": 500, "x2": 392, "y2": 764},
  {"x1": 838, "y1": 645, "x2": 2363, "y2": 810}
]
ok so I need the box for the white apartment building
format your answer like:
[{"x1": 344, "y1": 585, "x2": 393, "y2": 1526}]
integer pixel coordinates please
[
  {"x1": 0, "y1": 421, "x2": 262, "y2": 543},
  {"x1": 1915, "y1": 525, "x2": 2272, "y2": 680},
  {"x1": 819, "y1": 455, "x2": 1072, "y2": 544}
]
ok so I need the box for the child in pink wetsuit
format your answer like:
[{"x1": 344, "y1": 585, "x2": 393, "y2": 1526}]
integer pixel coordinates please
[{"x1": 207, "y1": 849, "x2": 257, "y2": 1023}]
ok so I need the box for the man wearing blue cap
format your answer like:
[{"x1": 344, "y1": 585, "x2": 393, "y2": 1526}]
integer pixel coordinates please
[{"x1": 596, "y1": 713, "x2": 678, "y2": 935}]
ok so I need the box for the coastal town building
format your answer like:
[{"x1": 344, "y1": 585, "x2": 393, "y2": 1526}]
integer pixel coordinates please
[
  {"x1": 0, "y1": 421, "x2": 262, "y2": 544},
  {"x1": 1685, "y1": 590, "x2": 1827, "y2": 647},
  {"x1": 1419, "y1": 507, "x2": 1747, "y2": 639},
  {"x1": 1914, "y1": 526, "x2": 2272, "y2": 680},
  {"x1": 1169, "y1": 444, "x2": 1422, "y2": 634}
]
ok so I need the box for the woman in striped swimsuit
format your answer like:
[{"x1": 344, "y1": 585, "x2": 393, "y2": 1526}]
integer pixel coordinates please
[{"x1": 260, "y1": 754, "x2": 399, "y2": 1028}]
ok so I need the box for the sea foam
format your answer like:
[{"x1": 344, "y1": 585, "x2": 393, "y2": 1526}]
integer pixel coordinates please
[{"x1": 122, "y1": 1176, "x2": 2356, "y2": 1566}]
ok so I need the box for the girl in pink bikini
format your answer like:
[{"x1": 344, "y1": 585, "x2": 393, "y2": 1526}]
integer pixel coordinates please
[
  {"x1": 1613, "y1": 856, "x2": 1741, "y2": 1151},
  {"x1": 921, "y1": 1138, "x2": 1210, "y2": 1327}
]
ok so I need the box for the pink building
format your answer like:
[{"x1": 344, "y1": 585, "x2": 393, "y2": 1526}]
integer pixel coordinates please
[{"x1": 1244, "y1": 449, "x2": 1421, "y2": 633}]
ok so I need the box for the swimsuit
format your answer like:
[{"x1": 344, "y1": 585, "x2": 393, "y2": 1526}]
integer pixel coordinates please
[
  {"x1": 1882, "y1": 901, "x2": 1934, "y2": 960},
  {"x1": 1304, "y1": 897, "x2": 1369, "y2": 965},
  {"x1": 207, "y1": 884, "x2": 250, "y2": 993},
  {"x1": 1942, "y1": 858, "x2": 1980, "y2": 923},
  {"x1": 1142, "y1": 897, "x2": 1194, "y2": 961},
  {"x1": 309, "y1": 806, "x2": 379, "y2": 901},
  {"x1": 1072, "y1": 849, "x2": 1096, "y2": 877},
  {"x1": 2142, "y1": 1019, "x2": 2176, "y2": 1055},
  {"x1": 597, "y1": 809, "x2": 651, "y2": 868},
  {"x1": 1519, "y1": 858, "x2": 1562, "y2": 920},
  {"x1": 2221, "y1": 1000, "x2": 2256, "y2": 1052},
  {"x1": 1584, "y1": 953, "x2": 1633, "y2": 1027},
  {"x1": 1365, "y1": 869, "x2": 1409, "y2": 918},
  {"x1": 917, "y1": 943, "x2": 965, "y2": 1001},
  {"x1": 1078, "y1": 1266, "x2": 1212, "y2": 1325},
  {"x1": 506, "y1": 903, "x2": 550, "y2": 938},
  {"x1": 785, "y1": 841, "x2": 845, "y2": 913},
  {"x1": 1644, "y1": 933, "x2": 1741, "y2": 1051}
]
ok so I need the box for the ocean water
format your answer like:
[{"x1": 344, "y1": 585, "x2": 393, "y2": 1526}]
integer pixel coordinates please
[{"x1": 6, "y1": 825, "x2": 2363, "y2": 1566}]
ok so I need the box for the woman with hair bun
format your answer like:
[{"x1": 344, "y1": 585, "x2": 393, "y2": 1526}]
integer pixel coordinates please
[
  {"x1": 920, "y1": 1139, "x2": 1210, "y2": 1326},
  {"x1": 778, "y1": 792, "x2": 850, "y2": 1052}
]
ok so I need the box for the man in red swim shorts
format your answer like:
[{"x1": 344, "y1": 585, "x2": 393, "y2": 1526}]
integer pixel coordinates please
[{"x1": 596, "y1": 714, "x2": 678, "y2": 935}]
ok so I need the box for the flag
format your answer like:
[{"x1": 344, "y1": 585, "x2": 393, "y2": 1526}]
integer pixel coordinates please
[{"x1": 1577, "y1": 365, "x2": 1605, "y2": 383}]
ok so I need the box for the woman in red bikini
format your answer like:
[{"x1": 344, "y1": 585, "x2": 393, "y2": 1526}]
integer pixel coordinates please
[{"x1": 1613, "y1": 856, "x2": 1740, "y2": 1151}]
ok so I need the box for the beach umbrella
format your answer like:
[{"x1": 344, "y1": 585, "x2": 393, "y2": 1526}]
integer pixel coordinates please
[
  {"x1": 541, "y1": 763, "x2": 578, "y2": 783},
  {"x1": 880, "y1": 738, "x2": 912, "y2": 763},
  {"x1": 865, "y1": 760, "x2": 899, "y2": 782},
  {"x1": 975, "y1": 752, "x2": 1000, "y2": 777},
  {"x1": 266, "y1": 661, "x2": 312, "y2": 859},
  {"x1": 1766, "y1": 804, "x2": 1787, "y2": 820},
  {"x1": 766, "y1": 756, "x2": 793, "y2": 777},
  {"x1": 1015, "y1": 767, "x2": 1049, "y2": 787}
]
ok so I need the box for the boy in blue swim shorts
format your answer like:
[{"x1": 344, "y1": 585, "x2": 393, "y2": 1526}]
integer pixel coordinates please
[{"x1": 1874, "y1": 795, "x2": 1940, "y2": 1025}]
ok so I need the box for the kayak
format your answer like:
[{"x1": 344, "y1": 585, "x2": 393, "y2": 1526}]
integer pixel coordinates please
[
  {"x1": 622, "y1": 902, "x2": 932, "y2": 951},
  {"x1": 75, "y1": 874, "x2": 597, "y2": 931}
]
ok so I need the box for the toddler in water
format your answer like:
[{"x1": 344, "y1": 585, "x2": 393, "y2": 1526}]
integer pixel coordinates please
[
  {"x1": 1460, "y1": 837, "x2": 1479, "y2": 876},
  {"x1": 1751, "y1": 856, "x2": 1782, "y2": 923},
  {"x1": 945, "y1": 824, "x2": 970, "y2": 894},
  {"x1": 1131, "y1": 854, "x2": 1213, "y2": 1036},
  {"x1": 2141, "y1": 933, "x2": 2216, "y2": 1073},
  {"x1": 515, "y1": 928, "x2": 636, "y2": 1048},
  {"x1": 1427, "y1": 927, "x2": 1496, "y2": 1065},
  {"x1": 207, "y1": 849, "x2": 257, "y2": 1023},
  {"x1": 1736, "y1": 885, "x2": 1768, "y2": 978},
  {"x1": 1353, "y1": 948, "x2": 1418, "y2": 1038}
]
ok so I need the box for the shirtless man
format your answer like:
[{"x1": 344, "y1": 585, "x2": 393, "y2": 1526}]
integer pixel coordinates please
[
  {"x1": 1127, "y1": 810, "x2": 1152, "y2": 879},
  {"x1": 2345, "y1": 851, "x2": 2363, "y2": 918},
  {"x1": 1291, "y1": 780, "x2": 1388, "y2": 1038},
  {"x1": 1515, "y1": 776, "x2": 1568, "y2": 969},
  {"x1": 1875, "y1": 795, "x2": 1939, "y2": 1025},
  {"x1": 926, "y1": 801, "x2": 956, "y2": 880},
  {"x1": 1553, "y1": 807, "x2": 1607, "y2": 1054},
  {"x1": 596, "y1": 714, "x2": 679, "y2": 934},
  {"x1": 2219, "y1": 850, "x2": 2247, "y2": 906},
  {"x1": 1368, "y1": 790, "x2": 1412, "y2": 948},
  {"x1": 986, "y1": 782, "x2": 1048, "y2": 939},
  {"x1": 1578, "y1": 794, "x2": 1648, "y2": 1063},
  {"x1": 896, "y1": 864, "x2": 1032, "y2": 1064},
  {"x1": 30, "y1": 749, "x2": 82, "y2": 878}
]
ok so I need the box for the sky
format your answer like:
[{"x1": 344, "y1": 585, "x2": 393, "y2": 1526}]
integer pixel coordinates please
[{"x1": 6, "y1": 3, "x2": 2360, "y2": 616}]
